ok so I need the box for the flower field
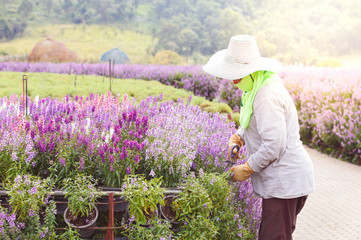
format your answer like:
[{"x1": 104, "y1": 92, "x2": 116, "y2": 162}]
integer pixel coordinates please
[
  {"x1": 0, "y1": 91, "x2": 259, "y2": 239},
  {"x1": 0, "y1": 61, "x2": 360, "y2": 239},
  {"x1": 280, "y1": 66, "x2": 361, "y2": 163},
  {"x1": 1, "y1": 62, "x2": 360, "y2": 163}
]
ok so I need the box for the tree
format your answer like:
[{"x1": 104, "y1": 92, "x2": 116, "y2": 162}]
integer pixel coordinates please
[
  {"x1": 18, "y1": 0, "x2": 33, "y2": 18},
  {"x1": 178, "y1": 28, "x2": 198, "y2": 60},
  {"x1": 0, "y1": 18, "x2": 26, "y2": 40},
  {"x1": 154, "y1": 23, "x2": 181, "y2": 53},
  {"x1": 151, "y1": 49, "x2": 183, "y2": 65}
]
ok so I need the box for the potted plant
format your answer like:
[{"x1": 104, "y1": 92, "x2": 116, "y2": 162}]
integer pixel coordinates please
[
  {"x1": 63, "y1": 174, "x2": 100, "y2": 239},
  {"x1": 5, "y1": 174, "x2": 58, "y2": 239},
  {"x1": 124, "y1": 218, "x2": 173, "y2": 240},
  {"x1": 159, "y1": 194, "x2": 178, "y2": 224},
  {"x1": 120, "y1": 175, "x2": 165, "y2": 225},
  {"x1": 200, "y1": 171, "x2": 247, "y2": 239},
  {"x1": 172, "y1": 176, "x2": 218, "y2": 239},
  {"x1": 59, "y1": 226, "x2": 81, "y2": 240},
  {"x1": 173, "y1": 176, "x2": 213, "y2": 222}
]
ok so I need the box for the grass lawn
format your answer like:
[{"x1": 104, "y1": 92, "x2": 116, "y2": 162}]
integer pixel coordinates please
[{"x1": 0, "y1": 71, "x2": 233, "y2": 115}]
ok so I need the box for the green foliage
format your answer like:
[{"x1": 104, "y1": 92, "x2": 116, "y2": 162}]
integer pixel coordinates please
[
  {"x1": 2, "y1": 1, "x2": 361, "y2": 63},
  {"x1": 199, "y1": 171, "x2": 247, "y2": 239},
  {"x1": 215, "y1": 102, "x2": 232, "y2": 114},
  {"x1": 173, "y1": 177, "x2": 213, "y2": 222},
  {"x1": 231, "y1": 112, "x2": 240, "y2": 128},
  {"x1": 0, "y1": 25, "x2": 155, "y2": 64},
  {"x1": 0, "y1": 151, "x2": 13, "y2": 184},
  {"x1": 200, "y1": 100, "x2": 232, "y2": 114},
  {"x1": 176, "y1": 215, "x2": 218, "y2": 240},
  {"x1": 6, "y1": 175, "x2": 53, "y2": 222},
  {"x1": 0, "y1": 17, "x2": 27, "y2": 40},
  {"x1": 62, "y1": 174, "x2": 100, "y2": 218},
  {"x1": 169, "y1": 172, "x2": 253, "y2": 239},
  {"x1": 151, "y1": 49, "x2": 183, "y2": 65},
  {"x1": 121, "y1": 175, "x2": 165, "y2": 225},
  {"x1": 0, "y1": 128, "x2": 39, "y2": 184},
  {"x1": 59, "y1": 226, "x2": 81, "y2": 240},
  {"x1": 316, "y1": 58, "x2": 342, "y2": 67},
  {"x1": 199, "y1": 172, "x2": 233, "y2": 212},
  {"x1": 125, "y1": 218, "x2": 173, "y2": 240},
  {"x1": 49, "y1": 131, "x2": 97, "y2": 186},
  {"x1": 4, "y1": 175, "x2": 58, "y2": 239}
]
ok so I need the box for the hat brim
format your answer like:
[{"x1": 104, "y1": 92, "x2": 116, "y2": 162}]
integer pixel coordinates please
[{"x1": 202, "y1": 49, "x2": 282, "y2": 80}]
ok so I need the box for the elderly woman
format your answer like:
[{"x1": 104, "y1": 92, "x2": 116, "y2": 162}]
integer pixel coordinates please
[{"x1": 203, "y1": 35, "x2": 314, "y2": 240}]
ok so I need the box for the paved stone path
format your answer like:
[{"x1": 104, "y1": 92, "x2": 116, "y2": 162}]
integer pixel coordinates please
[{"x1": 293, "y1": 146, "x2": 361, "y2": 240}]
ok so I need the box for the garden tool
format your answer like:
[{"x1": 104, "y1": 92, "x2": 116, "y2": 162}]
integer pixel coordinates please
[
  {"x1": 231, "y1": 145, "x2": 241, "y2": 159},
  {"x1": 224, "y1": 145, "x2": 241, "y2": 169},
  {"x1": 228, "y1": 134, "x2": 244, "y2": 162}
]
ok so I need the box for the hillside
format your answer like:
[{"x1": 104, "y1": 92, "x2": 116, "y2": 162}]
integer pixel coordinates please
[
  {"x1": 1, "y1": 0, "x2": 361, "y2": 65},
  {"x1": 0, "y1": 24, "x2": 156, "y2": 64}
]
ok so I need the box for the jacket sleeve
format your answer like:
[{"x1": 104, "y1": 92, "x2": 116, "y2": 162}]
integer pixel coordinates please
[{"x1": 247, "y1": 97, "x2": 287, "y2": 172}]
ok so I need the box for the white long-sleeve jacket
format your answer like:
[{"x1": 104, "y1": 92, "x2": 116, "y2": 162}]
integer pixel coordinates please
[{"x1": 236, "y1": 79, "x2": 315, "y2": 199}]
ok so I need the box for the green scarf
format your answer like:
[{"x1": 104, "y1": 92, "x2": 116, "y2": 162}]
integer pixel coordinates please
[{"x1": 236, "y1": 71, "x2": 280, "y2": 129}]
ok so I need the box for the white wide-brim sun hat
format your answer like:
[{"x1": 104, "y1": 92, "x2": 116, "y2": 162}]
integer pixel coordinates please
[{"x1": 202, "y1": 35, "x2": 282, "y2": 80}]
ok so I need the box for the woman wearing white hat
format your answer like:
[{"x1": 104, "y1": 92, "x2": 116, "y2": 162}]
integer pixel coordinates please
[{"x1": 203, "y1": 35, "x2": 314, "y2": 240}]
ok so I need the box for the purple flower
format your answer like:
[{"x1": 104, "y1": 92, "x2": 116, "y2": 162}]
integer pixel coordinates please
[
  {"x1": 126, "y1": 167, "x2": 131, "y2": 174},
  {"x1": 109, "y1": 155, "x2": 114, "y2": 164},
  {"x1": 210, "y1": 178, "x2": 214, "y2": 185},
  {"x1": 129, "y1": 215, "x2": 135, "y2": 223},
  {"x1": 149, "y1": 170, "x2": 156, "y2": 177},
  {"x1": 79, "y1": 157, "x2": 84, "y2": 170},
  {"x1": 59, "y1": 157, "x2": 66, "y2": 166},
  {"x1": 11, "y1": 152, "x2": 18, "y2": 161},
  {"x1": 29, "y1": 186, "x2": 37, "y2": 194},
  {"x1": 29, "y1": 209, "x2": 35, "y2": 217},
  {"x1": 134, "y1": 154, "x2": 139, "y2": 163}
]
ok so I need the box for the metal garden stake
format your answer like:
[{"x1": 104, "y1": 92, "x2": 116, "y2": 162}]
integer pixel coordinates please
[
  {"x1": 22, "y1": 75, "x2": 28, "y2": 116},
  {"x1": 109, "y1": 59, "x2": 112, "y2": 92}
]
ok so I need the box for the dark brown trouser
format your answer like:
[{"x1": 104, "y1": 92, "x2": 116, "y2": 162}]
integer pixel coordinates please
[{"x1": 259, "y1": 196, "x2": 308, "y2": 240}]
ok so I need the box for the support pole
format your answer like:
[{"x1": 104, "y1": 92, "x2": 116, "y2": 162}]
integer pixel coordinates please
[
  {"x1": 22, "y1": 76, "x2": 25, "y2": 109},
  {"x1": 22, "y1": 75, "x2": 28, "y2": 116},
  {"x1": 105, "y1": 192, "x2": 115, "y2": 240},
  {"x1": 109, "y1": 59, "x2": 112, "y2": 93}
]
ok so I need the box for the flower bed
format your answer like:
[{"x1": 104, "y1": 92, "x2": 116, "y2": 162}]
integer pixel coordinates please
[
  {"x1": 0, "y1": 93, "x2": 260, "y2": 239},
  {"x1": 280, "y1": 66, "x2": 361, "y2": 163},
  {"x1": 1, "y1": 62, "x2": 360, "y2": 163}
]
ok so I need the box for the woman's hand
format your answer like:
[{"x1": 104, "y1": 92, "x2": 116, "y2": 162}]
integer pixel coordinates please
[{"x1": 231, "y1": 162, "x2": 254, "y2": 182}]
